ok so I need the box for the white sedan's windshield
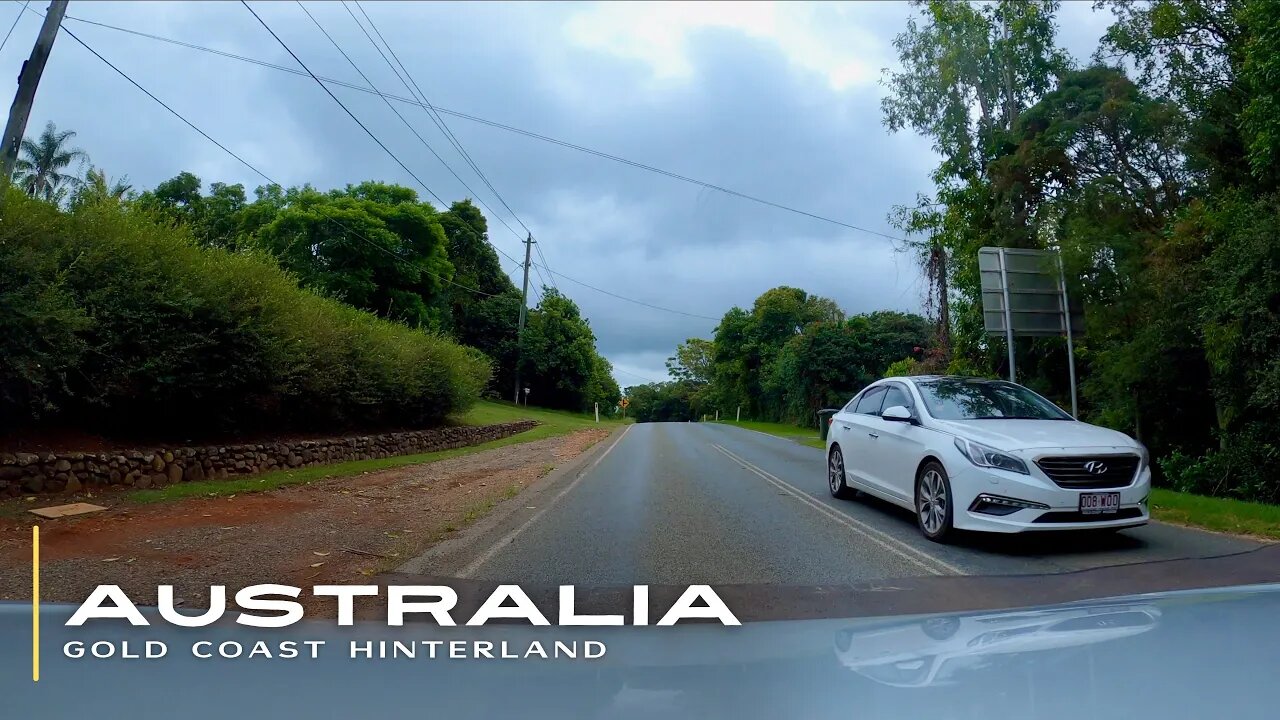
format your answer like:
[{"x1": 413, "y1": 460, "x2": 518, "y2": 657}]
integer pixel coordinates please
[{"x1": 915, "y1": 380, "x2": 1071, "y2": 421}]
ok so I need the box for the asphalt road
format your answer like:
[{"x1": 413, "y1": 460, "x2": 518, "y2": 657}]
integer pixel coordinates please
[{"x1": 406, "y1": 422, "x2": 1265, "y2": 588}]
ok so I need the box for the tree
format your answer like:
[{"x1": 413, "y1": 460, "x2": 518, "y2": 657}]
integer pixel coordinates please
[
  {"x1": 711, "y1": 306, "x2": 755, "y2": 415},
  {"x1": 518, "y1": 288, "x2": 602, "y2": 411},
  {"x1": 459, "y1": 290, "x2": 522, "y2": 395},
  {"x1": 766, "y1": 322, "x2": 874, "y2": 425},
  {"x1": 201, "y1": 182, "x2": 248, "y2": 249},
  {"x1": 883, "y1": 0, "x2": 1071, "y2": 370},
  {"x1": 856, "y1": 311, "x2": 935, "y2": 375},
  {"x1": 667, "y1": 338, "x2": 714, "y2": 384},
  {"x1": 584, "y1": 354, "x2": 622, "y2": 413},
  {"x1": 250, "y1": 182, "x2": 454, "y2": 328},
  {"x1": 626, "y1": 382, "x2": 697, "y2": 423},
  {"x1": 70, "y1": 167, "x2": 131, "y2": 208},
  {"x1": 438, "y1": 199, "x2": 518, "y2": 340},
  {"x1": 12, "y1": 121, "x2": 86, "y2": 203}
]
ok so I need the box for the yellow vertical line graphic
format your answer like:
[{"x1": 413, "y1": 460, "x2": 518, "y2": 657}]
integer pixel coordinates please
[{"x1": 33, "y1": 524, "x2": 39, "y2": 682}]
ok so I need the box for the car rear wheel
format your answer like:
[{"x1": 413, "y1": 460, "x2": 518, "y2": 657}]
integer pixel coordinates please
[
  {"x1": 916, "y1": 461, "x2": 954, "y2": 542},
  {"x1": 828, "y1": 446, "x2": 856, "y2": 499}
]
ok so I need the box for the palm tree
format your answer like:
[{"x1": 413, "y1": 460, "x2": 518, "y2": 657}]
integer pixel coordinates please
[
  {"x1": 71, "y1": 167, "x2": 132, "y2": 207},
  {"x1": 11, "y1": 121, "x2": 87, "y2": 202}
]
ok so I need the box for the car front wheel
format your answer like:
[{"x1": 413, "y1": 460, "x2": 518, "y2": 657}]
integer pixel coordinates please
[
  {"x1": 916, "y1": 461, "x2": 954, "y2": 542},
  {"x1": 828, "y1": 446, "x2": 856, "y2": 499}
]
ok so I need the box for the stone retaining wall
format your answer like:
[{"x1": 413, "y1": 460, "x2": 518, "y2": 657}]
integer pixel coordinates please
[{"x1": 0, "y1": 421, "x2": 539, "y2": 497}]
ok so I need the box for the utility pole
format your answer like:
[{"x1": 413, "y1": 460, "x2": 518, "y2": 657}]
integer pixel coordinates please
[
  {"x1": 1, "y1": 1, "x2": 68, "y2": 191},
  {"x1": 512, "y1": 233, "x2": 533, "y2": 404}
]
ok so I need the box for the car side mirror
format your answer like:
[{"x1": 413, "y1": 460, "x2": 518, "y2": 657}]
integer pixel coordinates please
[{"x1": 882, "y1": 405, "x2": 914, "y2": 423}]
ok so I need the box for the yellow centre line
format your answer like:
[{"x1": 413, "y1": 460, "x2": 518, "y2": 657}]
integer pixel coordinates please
[{"x1": 33, "y1": 524, "x2": 40, "y2": 682}]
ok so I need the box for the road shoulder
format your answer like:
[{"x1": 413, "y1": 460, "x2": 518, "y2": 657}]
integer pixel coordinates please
[
  {"x1": 395, "y1": 424, "x2": 632, "y2": 578},
  {"x1": 0, "y1": 427, "x2": 612, "y2": 606}
]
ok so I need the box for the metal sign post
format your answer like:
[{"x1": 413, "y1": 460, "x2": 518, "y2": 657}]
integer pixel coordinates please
[
  {"x1": 996, "y1": 248, "x2": 1016, "y2": 382},
  {"x1": 1057, "y1": 255, "x2": 1079, "y2": 418}
]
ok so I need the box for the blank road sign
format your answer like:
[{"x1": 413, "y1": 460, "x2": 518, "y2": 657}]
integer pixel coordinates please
[{"x1": 979, "y1": 247, "x2": 1083, "y2": 337}]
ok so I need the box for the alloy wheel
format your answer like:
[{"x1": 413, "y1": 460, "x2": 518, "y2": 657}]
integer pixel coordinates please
[
  {"x1": 918, "y1": 469, "x2": 948, "y2": 535},
  {"x1": 828, "y1": 450, "x2": 844, "y2": 494}
]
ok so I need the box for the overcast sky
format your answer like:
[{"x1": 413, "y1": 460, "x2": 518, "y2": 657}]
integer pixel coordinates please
[{"x1": 1, "y1": 1, "x2": 1113, "y2": 386}]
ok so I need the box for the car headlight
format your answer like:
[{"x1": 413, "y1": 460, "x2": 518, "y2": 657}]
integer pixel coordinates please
[
  {"x1": 954, "y1": 438, "x2": 1029, "y2": 475},
  {"x1": 1137, "y1": 444, "x2": 1150, "y2": 473}
]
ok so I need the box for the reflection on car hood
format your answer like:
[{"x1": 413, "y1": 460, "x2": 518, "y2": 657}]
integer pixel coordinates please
[
  {"x1": 833, "y1": 602, "x2": 1162, "y2": 687},
  {"x1": 932, "y1": 418, "x2": 1137, "y2": 452},
  {"x1": 4, "y1": 584, "x2": 1279, "y2": 718}
]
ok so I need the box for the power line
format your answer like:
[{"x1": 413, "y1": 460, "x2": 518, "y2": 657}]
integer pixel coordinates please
[
  {"x1": 355, "y1": 0, "x2": 531, "y2": 238},
  {"x1": 58, "y1": 24, "x2": 273, "y2": 187},
  {"x1": 57, "y1": 21, "x2": 501, "y2": 301},
  {"x1": 46, "y1": 7, "x2": 905, "y2": 243},
  {"x1": 39, "y1": 5, "x2": 720, "y2": 322},
  {"x1": 292, "y1": 0, "x2": 524, "y2": 270},
  {"x1": 239, "y1": 0, "x2": 449, "y2": 207},
  {"x1": 0, "y1": 0, "x2": 28, "y2": 54},
  {"x1": 533, "y1": 241, "x2": 559, "y2": 292},
  {"x1": 340, "y1": 1, "x2": 555, "y2": 298},
  {"x1": 531, "y1": 262, "x2": 719, "y2": 321},
  {"x1": 613, "y1": 366, "x2": 664, "y2": 384},
  {"x1": 355, "y1": 0, "x2": 524, "y2": 233},
  {"x1": 337, "y1": 1, "x2": 551, "y2": 290}
]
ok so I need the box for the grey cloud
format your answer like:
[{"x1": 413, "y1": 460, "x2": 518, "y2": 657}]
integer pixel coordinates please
[{"x1": 7, "y1": 1, "x2": 953, "y2": 381}]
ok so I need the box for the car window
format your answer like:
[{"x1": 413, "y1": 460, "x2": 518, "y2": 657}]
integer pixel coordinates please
[
  {"x1": 881, "y1": 384, "x2": 912, "y2": 412},
  {"x1": 915, "y1": 379, "x2": 1071, "y2": 420},
  {"x1": 853, "y1": 386, "x2": 887, "y2": 415}
]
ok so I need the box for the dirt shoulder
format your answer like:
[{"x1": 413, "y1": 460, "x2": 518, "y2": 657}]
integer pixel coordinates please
[{"x1": 0, "y1": 428, "x2": 610, "y2": 610}]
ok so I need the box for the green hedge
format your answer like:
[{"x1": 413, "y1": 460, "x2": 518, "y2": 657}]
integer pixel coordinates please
[{"x1": 0, "y1": 190, "x2": 490, "y2": 437}]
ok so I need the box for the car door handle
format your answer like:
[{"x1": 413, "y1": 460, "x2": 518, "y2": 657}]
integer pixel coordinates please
[{"x1": 867, "y1": 432, "x2": 879, "y2": 439}]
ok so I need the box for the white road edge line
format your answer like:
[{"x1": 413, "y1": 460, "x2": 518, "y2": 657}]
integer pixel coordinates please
[
  {"x1": 711, "y1": 443, "x2": 965, "y2": 577},
  {"x1": 457, "y1": 424, "x2": 633, "y2": 579}
]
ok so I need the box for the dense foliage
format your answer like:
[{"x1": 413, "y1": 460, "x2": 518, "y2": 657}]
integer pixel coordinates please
[
  {"x1": 3, "y1": 129, "x2": 620, "y2": 435},
  {"x1": 876, "y1": 0, "x2": 1280, "y2": 502},
  {"x1": 628, "y1": 288, "x2": 930, "y2": 427},
  {"x1": 129, "y1": 171, "x2": 619, "y2": 415},
  {"x1": 0, "y1": 188, "x2": 489, "y2": 437}
]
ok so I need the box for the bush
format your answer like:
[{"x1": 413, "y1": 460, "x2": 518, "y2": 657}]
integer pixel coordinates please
[
  {"x1": 0, "y1": 192, "x2": 89, "y2": 419},
  {"x1": 1159, "y1": 428, "x2": 1280, "y2": 504},
  {"x1": 884, "y1": 357, "x2": 921, "y2": 377},
  {"x1": 0, "y1": 190, "x2": 490, "y2": 437}
]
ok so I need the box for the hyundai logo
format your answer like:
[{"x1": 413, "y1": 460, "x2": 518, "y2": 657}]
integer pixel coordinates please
[{"x1": 1084, "y1": 461, "x2": 1109, "y2": 475}]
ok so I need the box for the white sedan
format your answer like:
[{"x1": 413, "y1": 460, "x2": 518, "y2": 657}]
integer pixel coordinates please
[{"x1": 825, "y1": 376, "x2": 1151, "y2": 541}]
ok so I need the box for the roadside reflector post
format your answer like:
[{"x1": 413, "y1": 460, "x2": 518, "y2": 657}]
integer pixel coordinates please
[
  {"x1": 594, "y1": 402, "x2": 599, "y2": 423},
  {"x1": 715, "y1": 410, "x2": 719, "y2": 421},
  {"x1": 736, "y1": 406, "x2": 741, "y2": 422}
]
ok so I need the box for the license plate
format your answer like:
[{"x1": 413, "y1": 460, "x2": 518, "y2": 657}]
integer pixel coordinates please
[{"x1": 1079, "y1": 492, "x2": 1120, "y2": 515}]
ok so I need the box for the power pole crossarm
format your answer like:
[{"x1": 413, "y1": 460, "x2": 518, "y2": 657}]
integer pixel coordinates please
[{"x1": 1, "y1": 1, "x2": 68, "y2": 186}]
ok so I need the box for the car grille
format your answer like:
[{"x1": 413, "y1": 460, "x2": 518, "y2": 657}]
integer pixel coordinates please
[
  {"x1": 1032, "y1": 508, "x2": 1144, "y2": 523},
  {"x1": 1035, "y1": 454, "x2": 1141, "y2": 489}
]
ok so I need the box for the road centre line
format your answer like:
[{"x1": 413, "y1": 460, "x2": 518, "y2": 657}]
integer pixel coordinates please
[
  {"x1": 457, "y1": 424, "x2": 633, "y2": 579},
  {"x1": 711, "y1": 443, "x2": 965, "y2": 577}
]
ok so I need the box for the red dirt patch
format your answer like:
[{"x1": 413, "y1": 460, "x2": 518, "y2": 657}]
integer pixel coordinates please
[{"x1": 0, "y1": 428, "x2": 609, "y2": 612}]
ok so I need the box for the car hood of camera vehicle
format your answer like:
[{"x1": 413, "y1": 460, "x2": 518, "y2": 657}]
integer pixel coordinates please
[
  {"x1": 930, "y1": 417, "x2": 1139, "y2": 452},
  {"x1": 4, "y1": 583, "x2": 1279, "y2": 719}
]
